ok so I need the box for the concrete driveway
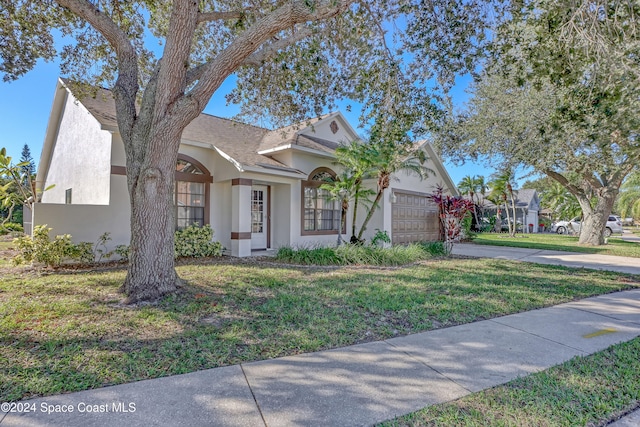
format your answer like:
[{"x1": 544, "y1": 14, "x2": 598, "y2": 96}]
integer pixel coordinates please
[{"x1": 451, "y1": 243, "x2": 640, "y2": 275}]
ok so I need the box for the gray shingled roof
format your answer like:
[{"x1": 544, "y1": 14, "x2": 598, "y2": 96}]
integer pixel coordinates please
[
  {"x1": 258, "y1": 117, "x2": 324, "y2": 152},
  {"x1": 63, "y1": 81, "x2": 306, "y2": 173},
  {"x1": 473, "y1": 188, "x2": 539, "y2": 210},
  {"x1": 514, "y1": 188, "x2": 538, "y2": 209}
]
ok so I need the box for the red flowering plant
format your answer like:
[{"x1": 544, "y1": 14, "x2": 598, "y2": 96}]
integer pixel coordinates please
[{"x1": 428, "y1": 186, "x2": 475, "y2": 254}]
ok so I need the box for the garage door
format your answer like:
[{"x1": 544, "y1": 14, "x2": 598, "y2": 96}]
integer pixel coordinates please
[{"x1": 392, "y1": 191, "x2": 440, "y2": 244}]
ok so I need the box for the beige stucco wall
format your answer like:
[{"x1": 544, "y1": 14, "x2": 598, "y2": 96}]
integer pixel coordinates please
[
  {"x1": 353, "y1": 154, "x2": 453, "y2": 244},
  {"x1": 300, "y1": 115, "x2": 357, "y2": 145},
  {"x1": 41, "y1": 94, "x2": 112, "y2": 205},
  {"x1": 33, "y1": 175, "x2": 130, "y2": 251}
]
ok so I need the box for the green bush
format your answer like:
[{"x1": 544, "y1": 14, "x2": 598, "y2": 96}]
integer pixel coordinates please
[
  {"x1": 417, "y1": 241, "x2": 447, "y2": 256},
  {"x1": 174, "y1": 224, "x2": 223, "y2": 258},
  {"x1": 461, "y1": 211, "x2": 476, "y2": 241},
  {"x1": 13, "y1": 225, "x2": 80, "y2": 267},
  {"x1": 73, "y1": 241, "x2": 96, "y2": 264},
  {"x1": 370, "y1": 229, "x2": 391, "y2": 247},
  {"x1": 276, "y1": 241, "x2": 445, "y2": 266},
  {"x1": 275, "y1": 245, "x2": 340, "y2": 265},
  {"x1": 0, "y1": 222, "x2": 23, "y2": 235},
  {"x1": 114, "y1": 244, "x2": 130, "y2": 260}
]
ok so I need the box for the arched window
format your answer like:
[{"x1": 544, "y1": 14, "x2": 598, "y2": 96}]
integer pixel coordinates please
[
  {"x1": 174, "y1": 155, "x2": 212, "y2": 230},
  {"x1": 301, "y1": 167, "x2": 342, "y2": 234}
]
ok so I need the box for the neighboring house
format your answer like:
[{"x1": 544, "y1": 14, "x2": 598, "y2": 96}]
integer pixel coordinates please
[
  {"x1": 32, "y1": 78, "x2": 458, "y2": 256},
  {"x1": 478, "y1": 189, "x2": 541, "y2": 233}
]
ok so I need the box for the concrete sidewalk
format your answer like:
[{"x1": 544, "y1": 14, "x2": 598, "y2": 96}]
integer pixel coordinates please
[
  {"x1": 452, "y1": 243, "x2": 640, "y2": 275},
  {"x1": 2, "y1": 286, "x2": 639, "y2": 427}
]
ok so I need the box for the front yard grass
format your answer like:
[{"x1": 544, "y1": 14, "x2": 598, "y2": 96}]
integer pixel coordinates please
[
  {"x1": 380, "y1": 337, "x2": 640, "y2": 426},
  {"x1": 2, "y1": 257, "x2": 639, "y2": 402},
  {"x1": 473, "y1": 233, "x2": 640, "y2": 258}
]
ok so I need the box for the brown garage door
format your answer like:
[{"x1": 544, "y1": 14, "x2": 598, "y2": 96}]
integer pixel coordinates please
[{"x1": 392, "y1": 191, "x2": 440, "y2": 244}]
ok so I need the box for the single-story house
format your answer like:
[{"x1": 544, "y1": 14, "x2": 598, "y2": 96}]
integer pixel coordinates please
[
  {"x1": 31, "y1": 78, "x2": 458, "y2": 256},
  {"x1": 477, "y1": 188, "x2": 540, "y2": 233}
]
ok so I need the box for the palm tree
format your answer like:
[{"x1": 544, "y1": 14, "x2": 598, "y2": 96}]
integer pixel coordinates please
[
  {"x1": 616, "y1": 171, "x2": 640, "y2": 222},
  {"x1": 333, "y1": 140, "x2": 375, "y2": 241},
  {"x1": 474, "y1": 175, "x2": 488, "y2": 220},
  {"x1": 458, "y1": 174, "x2": 486, "y2": 230},
  {"x1": 542, "y1": 181, "x2": 581, "y2": 221},
  {"x1": 356, "y1": 140, "x2": 435, "y2": 240},
  {"x1": 489, "y1": 169, "x2": 518, "y2": 237}
]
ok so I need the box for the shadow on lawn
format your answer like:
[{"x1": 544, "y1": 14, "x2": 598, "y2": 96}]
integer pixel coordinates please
[{"x1": 2, "y1": 257, "x2": 638, "y2": 402}]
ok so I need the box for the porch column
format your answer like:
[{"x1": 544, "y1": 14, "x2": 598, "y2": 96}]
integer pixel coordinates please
[{"x1": 231, "y1": 178, "x2": 252, "y2": 257}]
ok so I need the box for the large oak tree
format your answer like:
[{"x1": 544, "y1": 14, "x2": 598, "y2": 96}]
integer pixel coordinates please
[
  {"x1": 438, "y1": 0, "x2": 640, "y2": 245},
  {"x1": 1, "y1": 0, "x2": 495, "y2": 302}
]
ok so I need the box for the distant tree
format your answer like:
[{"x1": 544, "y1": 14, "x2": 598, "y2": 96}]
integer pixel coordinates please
[
  {"x1": 457, "y1": 174, "x2": 487, "y2": 230},
  {"x1": 616, "y1": 172, "x2": 640, "y2": 222},
  {"x1": 438, "y1": 0, "x2": 640, "y2": 246},
  {"x1": 19, "y1": 144, "x2": 35, "y2": 180},
  {"x1": 0, "y1": 148, "x2": 51, "y2": 230},
  {"x1": 489, "y1": 169, "x2": 518, "y2": 237},
  {"x1": 542, "y1": 181, "x2": 581, "y2": 221}
]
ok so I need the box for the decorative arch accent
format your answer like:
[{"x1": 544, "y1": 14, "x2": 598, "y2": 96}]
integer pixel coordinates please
[
  {"x1": 307, "y1": 167, "x2": 337, "y2": 182},
  {"x1": 301, "y1": 167, "x2": 342, "y2": 235},
  {"x1": 174, "y1": 153, "x2": 212, "y2": 229}
]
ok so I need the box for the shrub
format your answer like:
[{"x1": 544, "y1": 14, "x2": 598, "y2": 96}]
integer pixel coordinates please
[
  {"x1": 114, "y1": 244, "x2": 130, "y2": 260},
  {"x1": 13, "y1": 225, "x2": 79, "y2": 267},
  {"x1": 370, "y1": 229, "x2": 391, "y2": 247},
  {"x1": 461, "y1": 211, "x2": 476, "y2": 241},
  {"x1": 174, "y1": 224, "x2": 223, "y2": 258},
  {"x1": 417, "y1": 241, "x2": 447, "y2": 257},
  {"x1": 73, "y1": 241, "x2": 96, "y2": 264},
  {"x1": 275, "y1": 245, "x2": 340, "y2": 265},
  {"x1": 276, "y1": 241, "x2": 444, "y2": 266},
  {"x1": 0, "y1": 222, "x2": 24, "y2": 234},
  {"x1": 0, "y1": 222, "x2": 23, "y2": 235}
]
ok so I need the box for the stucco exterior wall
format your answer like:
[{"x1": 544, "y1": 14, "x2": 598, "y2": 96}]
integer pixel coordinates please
[
  {"x1": 41, "y1": 94, "x2": 112, "y2": 205},
  {"x1": 354, "y1": 179, "x2": 384, "y2": 242},
  {"x1": 33, "y1": 175, "x2": 130, "y2": 251},
  {"x1": 301, "y1": 115, "x2": 357, "y2": 145}
]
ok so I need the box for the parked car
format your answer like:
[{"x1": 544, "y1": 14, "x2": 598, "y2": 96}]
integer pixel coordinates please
[{"x1": 551, "y1": 216, "x2": 623, "y2": 237}]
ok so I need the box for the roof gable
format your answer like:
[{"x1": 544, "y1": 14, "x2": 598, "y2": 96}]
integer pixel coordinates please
[
  {"x1": 54, "y1": 79, "x2": 304, "y2": 175},
  {"x1": 258, "y1": 112, "x2": 359, "y2": 155}
]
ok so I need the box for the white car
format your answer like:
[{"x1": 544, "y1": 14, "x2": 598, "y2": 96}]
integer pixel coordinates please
[{"x1": 551, "y1": 216, "x2": 623, "y2": 237}]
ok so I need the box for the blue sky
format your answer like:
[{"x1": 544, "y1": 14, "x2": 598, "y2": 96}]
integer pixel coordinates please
[{"x1": 0, "y1": 58, "x2": 497, "y2": 188}]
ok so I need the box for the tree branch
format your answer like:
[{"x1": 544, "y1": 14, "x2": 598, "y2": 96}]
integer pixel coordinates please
[
  {"x1": 544, "y1": 168, "x2": 585, "y2": 199},
  {"x1": 54, "y1": 0, "x2": 135, "y2": 59},
  {"x1": 178, "y1": 0, "x2": 354, "y2": 124},
  {"x1": 54, "y1": 0, "x2": 138, "y2": 141},
  {"x1": 197, "y1": 11, "x2": 244, "y2": 24},
  {"x1": 242, "y1": 27, "x2": 314, "y2": 67}
]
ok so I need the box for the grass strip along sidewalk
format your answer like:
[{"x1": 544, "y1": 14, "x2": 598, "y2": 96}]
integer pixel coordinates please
[
  {"x1": 472, "y1": 233, "x2": 640, "y2": 258},
  {"x1": 380, "y1": 337, "x2": 640, "y2": 427},
  {"x1": 2, "y1": 256, "x2": 639, "y2": 402}
]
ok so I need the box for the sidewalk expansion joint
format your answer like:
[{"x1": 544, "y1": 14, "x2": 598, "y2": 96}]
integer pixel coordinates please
[
  {"x1": 240, "y1": 364, "x2": 268, "y2": 427},
  {"x1": 383, "y1": 340, "x2": 473, "y2": 394},
  {"x1": 487, "y1": 318, "x2": 586, "y2": 354}
]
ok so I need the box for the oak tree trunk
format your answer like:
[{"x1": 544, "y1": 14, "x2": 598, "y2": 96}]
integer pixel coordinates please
[
  {"x1": 120, "y1": 129, "x2": 183, "y2": 303},
  {"x1": 576, "y1": 190, "x2": 617, "y2": 245}
]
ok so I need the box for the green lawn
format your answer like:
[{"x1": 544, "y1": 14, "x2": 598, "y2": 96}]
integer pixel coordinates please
[
  {"x1": 2, "y1": 257, "x2": 638, "y2": 402},
  {"x1": 473, "y1": 233, "x2": 640, "y2": 258},
  {"x1": 380, "y1": 337, "x2": 640, "y2": 427}
]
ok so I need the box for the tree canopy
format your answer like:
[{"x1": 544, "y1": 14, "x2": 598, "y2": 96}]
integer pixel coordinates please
[
  {"x1": 438, "y1": 0, "x2": 640, "y2": 245},
  {"x1": 1, "y1": 0, "x2": 502, "y2": 302}
]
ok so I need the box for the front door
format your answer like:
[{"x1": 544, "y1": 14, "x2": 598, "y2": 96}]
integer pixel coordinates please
[{"x1": 251, "y1": 185, "x2": 268, "y2": 250}]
